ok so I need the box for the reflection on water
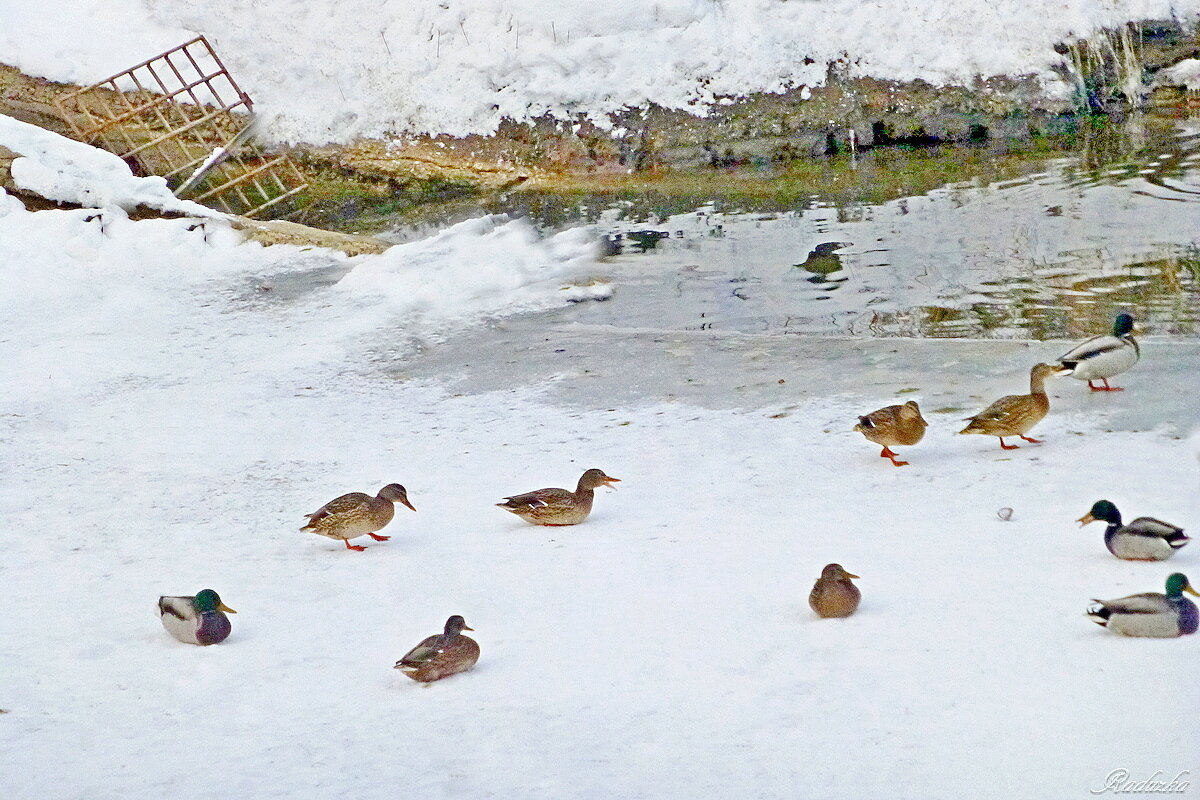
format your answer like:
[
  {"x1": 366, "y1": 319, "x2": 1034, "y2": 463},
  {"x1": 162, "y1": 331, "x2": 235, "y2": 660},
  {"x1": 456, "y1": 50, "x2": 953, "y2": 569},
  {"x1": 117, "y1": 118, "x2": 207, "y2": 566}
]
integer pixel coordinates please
[{"x1": 394, "y1": 115, "x2": 1200, "y2": 339}]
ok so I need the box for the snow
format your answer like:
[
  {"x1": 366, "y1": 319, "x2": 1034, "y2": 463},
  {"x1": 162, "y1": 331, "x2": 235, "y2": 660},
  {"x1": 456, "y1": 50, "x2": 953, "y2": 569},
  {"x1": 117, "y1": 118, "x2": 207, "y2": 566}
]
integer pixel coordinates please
[
  {"x1": 3, "y1": 1, "x2": 1200, "y2": 143},
  {"x1": 1153, "y1": 57, "x2": 1200, "y2": 91},
  {"x1": 0, "y1": 115, "x2": 219, "y2": 216},
  {"x1": 1, "y1": 113, "x2": 1199, "y2": 798}
]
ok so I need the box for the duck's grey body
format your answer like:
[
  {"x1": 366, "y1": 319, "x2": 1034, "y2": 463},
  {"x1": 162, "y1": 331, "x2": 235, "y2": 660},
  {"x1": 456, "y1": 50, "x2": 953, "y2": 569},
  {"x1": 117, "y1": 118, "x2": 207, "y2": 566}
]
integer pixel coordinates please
[
  {"x1": 1057, "y1": 313, "x2": 1139, "y2": 389},
  {"x1": 1104, "y1": 517, "x2": 1189, "y2": 561},
  {"x1": 1087, "y1": 593, "x2": 1198, "y2": 637}
]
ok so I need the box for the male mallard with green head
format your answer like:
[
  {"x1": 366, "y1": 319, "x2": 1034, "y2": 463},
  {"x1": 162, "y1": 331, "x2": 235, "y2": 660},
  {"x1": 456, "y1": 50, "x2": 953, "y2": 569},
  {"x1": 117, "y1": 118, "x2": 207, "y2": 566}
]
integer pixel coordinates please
[
  {"x1": 301, "y1": 483, "x2": 415, "y2": 551},
  {"x1": 809, "y1": 564, "x2": 861, "y2": 618},
  {"x1": 1087, "y1": 573, "x2": 1199, "y2": 637},
  {"x1": 1057, "y1": 312, "x2": 1139, "y2": 391},
  {"x1": 959, "y1": 363, "x2": 1065, "y2": 450},
  {"x1": 158, "y1": 589, "x2": 236, "y2": 645},
  {"x1": 1077, "y1": 500, "x2": 1189, "y2": 561},
  {"x1": 497, "y1": 468, "x2": 620, "y2": 525},
  {"x1": 854, "y1": 400, "x2": 927, "y2": 466},
  {"x1": 394, "y1": 615, "x2": 480, "y2": 683}
]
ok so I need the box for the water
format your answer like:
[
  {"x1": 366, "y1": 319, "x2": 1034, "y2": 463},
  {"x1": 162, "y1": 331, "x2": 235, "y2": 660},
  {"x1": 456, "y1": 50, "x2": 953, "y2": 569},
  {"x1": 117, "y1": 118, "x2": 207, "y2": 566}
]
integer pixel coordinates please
[{"x1": 390, "y1": 115, "x2": 1200, "y2": 341}]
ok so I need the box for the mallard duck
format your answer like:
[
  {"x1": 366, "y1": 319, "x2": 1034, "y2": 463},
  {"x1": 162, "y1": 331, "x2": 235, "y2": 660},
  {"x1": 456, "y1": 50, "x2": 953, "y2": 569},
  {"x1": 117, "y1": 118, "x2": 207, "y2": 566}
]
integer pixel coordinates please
[
  {"x1": 158, "y1": 589, "x2": 236, "y2": 645},
  {"x1": 854, "y1": 400, "x2": 927, "y2": 466},
  {"x1": 809, "y1": 564, "x2": 861, "y2": 618},
  {"x1": 301, "y1": 483, "x2": 415, "y2": 551},
  {"x1": 394, "y1": 615, "x2": 480, "y2": 683},
  {"x1": 959, "y1": 363, "x2": 1065, "y2": 449},
  {"x1": 1087, "y1": 573, "x2": 1199, "y2": 637},
  {"x1": 1077, "y1": 500, "x2": 1189, "y2": 561},
  {"x1": 497, "y1": 468, "x2": 620, "y2": 526},
  {"x1": 1057, "y1": 312, "x2": 1139, "y2": 391}
]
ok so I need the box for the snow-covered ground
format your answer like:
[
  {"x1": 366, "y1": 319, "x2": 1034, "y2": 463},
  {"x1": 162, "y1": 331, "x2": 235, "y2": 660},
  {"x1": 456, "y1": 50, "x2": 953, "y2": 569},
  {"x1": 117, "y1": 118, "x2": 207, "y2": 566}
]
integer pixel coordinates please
[
  {"x1": 3, "y1": 1, "x2": 1200, "y2": 143},
  {"x1": 2, "y1": 111, "x2": 1199, "y2": 798}
]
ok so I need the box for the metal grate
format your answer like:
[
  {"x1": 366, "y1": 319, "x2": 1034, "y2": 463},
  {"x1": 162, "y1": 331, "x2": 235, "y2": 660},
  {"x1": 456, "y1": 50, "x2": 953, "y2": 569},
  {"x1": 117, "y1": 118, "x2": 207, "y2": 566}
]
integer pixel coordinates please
[{"x1": 52, "y1": 36, "x2": 308, "y2": 219}]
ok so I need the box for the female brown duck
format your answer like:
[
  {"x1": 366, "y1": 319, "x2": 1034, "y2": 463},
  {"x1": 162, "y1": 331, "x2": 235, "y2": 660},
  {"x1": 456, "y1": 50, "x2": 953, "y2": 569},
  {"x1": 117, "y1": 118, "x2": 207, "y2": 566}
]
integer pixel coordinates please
[
  {"x1": 301, "y1": 483, "x2": 415, "y2": 550},
  {"x1": 960, "y1": 363, "x2": 1065, "y2": 450},
  {"x1": 854, "y1": 400, "x2": 927, "y2": 466},
  {"x1": 809, "y1": 564, "x2": 861, "y2": 618},
  {"x1": 497, "y1": 468, "x2": 620, "y2": 525},
  {"x1": 395, "y1": 615, "x2": 480, "y2": 682}
]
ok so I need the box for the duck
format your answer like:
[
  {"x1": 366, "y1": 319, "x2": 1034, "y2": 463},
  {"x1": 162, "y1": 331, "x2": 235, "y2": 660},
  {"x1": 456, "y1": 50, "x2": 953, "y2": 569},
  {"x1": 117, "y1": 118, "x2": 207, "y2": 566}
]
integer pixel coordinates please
[
  {"x1": 394, "y1": 615, "x2": 480, "y2": 683},
  {"x1": 1087, "y1": 573, "x2": 1199, "y2": 637},
  {"x1": 959, "y1": 363, "x2": 1065, "y2": 449},
  {"x1": 1057, "y1": 312, "x2": 1139, "y2": 391},
  {"x1": 1077, "y1": 500, "x2": 1189, "y2": 561},
  {"x1": 158, "y1": 589, "x2": 236, "y2": 645},
  {"x1": 809, "y1": 564, "x2": 861, "y2": 618},
  {"x1": 854, "y1": 400, "x2": 927, "y2": 466},
  {"x1": 497, "y1": 468, "x2": 620, "y2": 526},
  {"x1": 301, "y1": 483, "x2": 415, "y2": 551}
]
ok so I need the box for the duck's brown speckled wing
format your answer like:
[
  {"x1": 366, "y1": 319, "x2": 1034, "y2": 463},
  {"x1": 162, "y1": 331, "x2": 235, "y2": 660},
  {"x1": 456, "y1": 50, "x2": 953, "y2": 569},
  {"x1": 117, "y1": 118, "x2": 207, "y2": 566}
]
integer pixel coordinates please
[
  {"x1": 304, "y1": 491, "x2": 373, "y2": 524},
  {"x1": 397, "y1": 634, "x2": 442, "y2": 666},
  {"x1": 499, "y1": 487, "x2": 574, "y2": 512}
]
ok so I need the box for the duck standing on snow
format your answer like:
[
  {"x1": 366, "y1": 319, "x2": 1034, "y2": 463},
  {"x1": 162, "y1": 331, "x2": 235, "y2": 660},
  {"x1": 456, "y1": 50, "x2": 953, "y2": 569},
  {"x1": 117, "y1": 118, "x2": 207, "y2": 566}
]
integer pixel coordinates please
[
  {"x1": 394, "y1": 616, "x2": 480, "y2": 683},
  {"x1": 809, "y1": 564, "x2": 861, "y2": 618},
  {"x1": 854, "y1": 400, "x2": 928, "y2": 466},
  {"x1": 301, "y1": 483, "x2": 415, "y2": 551},
  {"x1": 1087, "y1": 573, "x2": 1199, "y2": 637},
  {"x1": 497, "y1": 468, "x2": 620, "y2": 525},
  {"x1": 959, "y1": 363, "x2": 1065, "y2": 450},
  {"x1": 1057, "y1": 312, "x2": 1139, "y2": 391},
  {"x1": 1077, "y1": 500, "x2": 1189, "y2": 561},
  {"x1": 158, "y1": 589, "x2": 236, "y2": 645}
]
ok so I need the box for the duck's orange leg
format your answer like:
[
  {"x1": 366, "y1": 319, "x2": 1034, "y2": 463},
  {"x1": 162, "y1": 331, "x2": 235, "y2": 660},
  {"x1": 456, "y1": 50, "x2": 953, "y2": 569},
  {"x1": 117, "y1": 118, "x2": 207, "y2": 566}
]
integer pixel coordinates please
[
  {"x1": 367, "y1": 532, "x2": 391, "y2": 541},
  {"x1": 998, "y1": 437, "x2": 1020, "y2": 450},
  {"x1": 1019, "y1": 435, "x2": 1043, "y2": 443},
  {"x1": 880, "y1": 446, "x2": 909, "y2": 466},
  {"x1": 1088, "y1": 379, "x2": 1124, "y2": 392},
  {"x1": 344, "y1": 540, "x2": 367, "y2": 551}
]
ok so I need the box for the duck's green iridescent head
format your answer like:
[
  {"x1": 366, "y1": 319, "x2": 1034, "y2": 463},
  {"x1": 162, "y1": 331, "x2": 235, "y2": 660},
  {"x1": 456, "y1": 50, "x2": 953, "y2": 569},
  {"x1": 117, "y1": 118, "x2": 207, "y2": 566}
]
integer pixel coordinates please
[
  {"x1": 195, "y1": 589, "x2": 237, "y2": 614},
  {"x1": 1165, "y1": 573, "x2": 1199, "y2": 598},
  {"x1": 1112, "y1": 313, "x2": 1135, "y2": 337},
  {"x1": 1077, "y1": 500, "x2": 1121, "y2": 527}
]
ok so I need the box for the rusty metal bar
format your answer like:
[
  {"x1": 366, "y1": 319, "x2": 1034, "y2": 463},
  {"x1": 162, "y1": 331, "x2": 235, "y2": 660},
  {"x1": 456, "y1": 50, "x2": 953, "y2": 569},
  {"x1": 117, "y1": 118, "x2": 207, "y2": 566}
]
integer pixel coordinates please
[
  {"x1": 70, "y1": 76, "x2": 246, "y2": 140},
  {"x1": 122, "y1": 103, "x2": 249, "y2": 158},
  {"x1": 51, "y1": 36, "x2": 308, "y2": 218},
  {"x1": 242, "y1": 184, "x2": 307, "y2": 218},
  {"x1": 188, "y1": 154, "x2": 295, "y2": 201}
]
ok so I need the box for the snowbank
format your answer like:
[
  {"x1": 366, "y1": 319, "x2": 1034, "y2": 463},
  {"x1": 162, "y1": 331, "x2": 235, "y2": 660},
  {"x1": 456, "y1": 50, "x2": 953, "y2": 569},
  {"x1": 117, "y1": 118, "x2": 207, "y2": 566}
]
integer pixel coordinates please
[
  {"x1": 0, "y1": 114, "x2": 219, "y2": 215},
  {"x1": 3, "y1": 1, "x2": 1199, "y2": 143}
]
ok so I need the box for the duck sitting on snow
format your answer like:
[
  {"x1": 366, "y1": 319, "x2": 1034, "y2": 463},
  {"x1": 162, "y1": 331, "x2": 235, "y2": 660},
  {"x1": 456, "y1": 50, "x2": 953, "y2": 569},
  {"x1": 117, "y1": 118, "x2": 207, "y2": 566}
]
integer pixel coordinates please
[
  {"x1": 497, "y1": 468, "x2": 620, "y2": 525},
  {"x1": 1056, "y1": 312, "x2": 1139, "y2": 391},
  {"x1": 854, "y1": 400, "x2": 927, "y2": 466},
  {"x1": 1087, "y1": 573, "x2": 1199, "y2": 637},
  {"x1": 809, "y1": 564, "x2": 861, "y2": 618},
  {"x1": 959, "y1": 363, "x2": 1065, "y2": 450},
  {"x1": 158, "y1": 589, "x2": 236, "y2": 645},
  {"x1": 301, "y1": 483, "x2": 415, "y2": 551},
  {"x1": 394, "y1": 615, "x2": 480, "y2": 683},
  {"x1": 1077, "y1": 500, "x2": 1189, "y2": 561}
]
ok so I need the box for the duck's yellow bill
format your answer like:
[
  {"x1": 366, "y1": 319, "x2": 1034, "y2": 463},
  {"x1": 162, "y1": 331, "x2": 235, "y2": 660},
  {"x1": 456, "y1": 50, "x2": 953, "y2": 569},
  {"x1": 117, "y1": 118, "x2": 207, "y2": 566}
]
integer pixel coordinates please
[{"x1": 219, "y1": 603, "x2": 237, "y2": 613}]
